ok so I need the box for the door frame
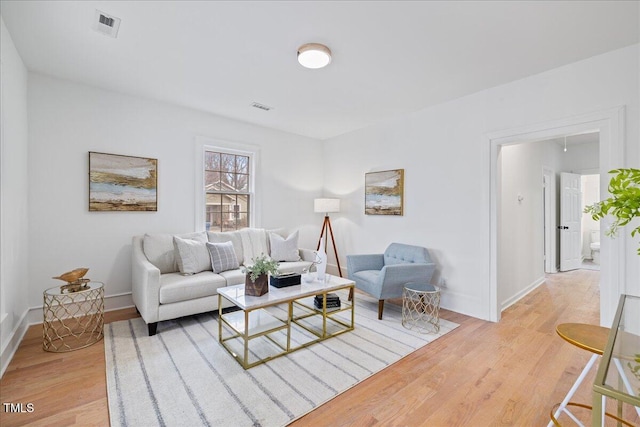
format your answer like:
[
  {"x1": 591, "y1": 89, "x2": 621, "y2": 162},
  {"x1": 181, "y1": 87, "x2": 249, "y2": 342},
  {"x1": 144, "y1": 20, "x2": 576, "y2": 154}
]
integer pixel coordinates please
[
  {"x1": 543, "y1": 167, "x2": 555, "y2": 274},
  {"x1": 486, "y1": 107, "x2": 625, "y2": 324}
]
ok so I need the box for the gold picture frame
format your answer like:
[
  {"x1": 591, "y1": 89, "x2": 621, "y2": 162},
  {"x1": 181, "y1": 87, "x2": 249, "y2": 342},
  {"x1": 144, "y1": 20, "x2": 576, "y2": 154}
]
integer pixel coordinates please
[
  {"x1": 365, "y1": 169, "x2": 404, "y2": 215},
  {"x1": 89, "y1": 152, "x2": 157, "y2": 211}
]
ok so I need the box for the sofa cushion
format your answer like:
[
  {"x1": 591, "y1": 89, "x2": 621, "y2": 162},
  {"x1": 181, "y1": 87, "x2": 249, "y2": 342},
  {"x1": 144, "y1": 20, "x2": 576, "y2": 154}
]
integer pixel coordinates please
[
  {"x1": 266, "y1": 228, "x2": 288, "y2": 254},
  {"x1": 159, "y1": 271, "x2": 226, "y2": 304},
  {"x1": 269, "y1": 230, "x2": 301, "y2": 262},
  {"x1": 218, "y1": 268, "x2": 246, "y2": 287},
  {"x1": 239, "y1": 228, "x2": 269, "y2": 265},
  {"x1": 144, "y1": 232, "x2": 207, "y2": 274},
  {"x1": 173, "y1": 236, "x2": 212, "y2": 275},
  {"x1": 206, "y1": 241, "x2": 240, "y2": 273},
  {"x1": 207, "y1": 230, "x2": 244, "y2": 265}
]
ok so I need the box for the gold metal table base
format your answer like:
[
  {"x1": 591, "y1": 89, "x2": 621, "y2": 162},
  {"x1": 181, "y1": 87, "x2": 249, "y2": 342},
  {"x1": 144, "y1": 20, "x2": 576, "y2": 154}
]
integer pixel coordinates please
[
  {"x1": 402, "y1": 284, "x2": 441, "y2": 334},
  {"x1": 43, "y1": 282, "x2": 104, "y2": 352},
  {"x1": 218, "y1": 284, "x2": 354, "y2": 369}
]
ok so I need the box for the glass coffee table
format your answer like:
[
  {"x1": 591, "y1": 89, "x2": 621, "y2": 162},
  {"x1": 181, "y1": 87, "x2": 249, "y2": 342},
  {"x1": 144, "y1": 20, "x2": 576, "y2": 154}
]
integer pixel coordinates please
[
  {"x1": 592, "y1": 294, "x2": 640, "y2": 426},
  {"x1": 217, "y1": 276, "x2": 355, "y2": 369}
]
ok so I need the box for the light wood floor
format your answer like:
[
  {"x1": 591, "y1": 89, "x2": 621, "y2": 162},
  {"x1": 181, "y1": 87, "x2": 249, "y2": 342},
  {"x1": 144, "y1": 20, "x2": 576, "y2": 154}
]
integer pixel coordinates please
[{"x1": 1, "y1": 269, "x2": 638, "y2": 426}]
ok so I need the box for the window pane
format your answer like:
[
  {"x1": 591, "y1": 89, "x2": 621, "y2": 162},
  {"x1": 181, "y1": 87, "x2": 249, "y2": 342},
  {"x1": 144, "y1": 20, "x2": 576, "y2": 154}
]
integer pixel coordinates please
[
  {"x1": 237, "y1": 194, "x2": 249, "y2": 211},
  {"x1": 236, "y1": 156, "x2": 249, "y2": 174},
  {"x1": 221, "y1": 154, "x2": 235, "y2": 172},
  {"x1": 221, "y1": 172, "x2": 235, "y2": 191},
  {"x1": 205, "y1": 193, "x2": 222, "y2": 231},
  {"x1": 205, "y1": 151, "x2": 220, "y2": 171},
  {"x1": 205, "y1": 171, "x2": 221, "y2": 191},
  {"x1": 236, "y1": 212, "x2": 248, "y2": 229},
  {"x1": 236, "y1": 174, "x2": 248, "y2": 192}
]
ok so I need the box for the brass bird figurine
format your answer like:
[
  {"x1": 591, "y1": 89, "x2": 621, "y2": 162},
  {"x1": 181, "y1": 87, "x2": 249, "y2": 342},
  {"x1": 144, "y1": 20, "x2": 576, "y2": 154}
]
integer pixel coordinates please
[{"x1": 53, "y1": 268, "x2": 90, "y2": 293}]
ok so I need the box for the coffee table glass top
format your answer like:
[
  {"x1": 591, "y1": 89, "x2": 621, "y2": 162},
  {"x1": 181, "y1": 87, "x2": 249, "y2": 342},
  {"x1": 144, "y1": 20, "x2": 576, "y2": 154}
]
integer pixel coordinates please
[{"x1": 218, "y1": 275, "x2": 354, "y2": 309}]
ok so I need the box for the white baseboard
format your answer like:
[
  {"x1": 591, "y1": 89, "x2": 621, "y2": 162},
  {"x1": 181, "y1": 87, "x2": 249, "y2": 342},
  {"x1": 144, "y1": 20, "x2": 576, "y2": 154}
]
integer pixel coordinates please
[
  {"x1": 501, "y1": 276, "x2": 546, "y2": 312},
  {"x1": 0, "y1": 309, "x2": 30, "y2": 378},
  {"x1": 27, "y1": 292, "x2": 134, "y2": 325},
  {"x1": 0, "y1": 292, "x2": 134, "y2": 378}
]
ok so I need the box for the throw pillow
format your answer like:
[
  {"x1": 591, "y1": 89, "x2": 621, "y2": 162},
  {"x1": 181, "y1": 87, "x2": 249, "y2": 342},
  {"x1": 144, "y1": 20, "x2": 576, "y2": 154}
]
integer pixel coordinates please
[
  {"x1": 206, "y1": 241, "x2": 240, "y2": 273},
  {"x1": 269, "y1": 230, "x2": 301, "y2": 262},
  {"x1": 173, "y1": 236, "x2": 212, "y2": 275}
]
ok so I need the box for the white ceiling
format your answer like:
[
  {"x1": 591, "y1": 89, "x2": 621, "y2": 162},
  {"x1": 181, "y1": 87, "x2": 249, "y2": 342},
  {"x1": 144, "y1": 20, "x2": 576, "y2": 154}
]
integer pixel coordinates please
[{"x1": 1, "y1": 1, "x2": 638, "y2": 140}]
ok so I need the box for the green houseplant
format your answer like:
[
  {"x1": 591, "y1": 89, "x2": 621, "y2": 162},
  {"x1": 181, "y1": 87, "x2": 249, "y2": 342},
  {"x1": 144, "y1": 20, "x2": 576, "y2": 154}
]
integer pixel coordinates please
[
  {"x1": 242, "y1": 254, "x2": 279, "y2": 296},
  {"x1": 584, "y1": 168, "x2": 640, "y2": 254},
  {"x1": 584, "y1": 168, "x2": 640, "y2": 390}
]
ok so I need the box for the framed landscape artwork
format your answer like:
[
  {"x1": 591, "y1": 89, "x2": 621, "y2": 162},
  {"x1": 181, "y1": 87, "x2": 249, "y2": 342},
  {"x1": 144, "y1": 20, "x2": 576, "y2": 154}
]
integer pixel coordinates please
[
  {"x1": 365, "y1": 169, "x2": 404, "y2": 215},
  {"x1": 89, "y1": 152, "x2": 157, "y2": 211}
]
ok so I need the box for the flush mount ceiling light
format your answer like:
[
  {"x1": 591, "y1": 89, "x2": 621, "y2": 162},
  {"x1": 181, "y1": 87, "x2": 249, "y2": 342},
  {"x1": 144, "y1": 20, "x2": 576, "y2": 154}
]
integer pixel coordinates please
[{"x1": 297, "y1": 43, "x2": 332, "y2": 69}]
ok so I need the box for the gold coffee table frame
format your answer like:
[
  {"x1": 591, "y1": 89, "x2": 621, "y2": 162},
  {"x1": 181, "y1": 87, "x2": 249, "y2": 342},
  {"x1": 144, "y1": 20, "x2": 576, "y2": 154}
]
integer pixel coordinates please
[
  {"x1": 218, "y1": 276, "x2": 355, "y2": 369},
  {"x1": 43, "y1": 282, "x2": 104, "y2": 352}
]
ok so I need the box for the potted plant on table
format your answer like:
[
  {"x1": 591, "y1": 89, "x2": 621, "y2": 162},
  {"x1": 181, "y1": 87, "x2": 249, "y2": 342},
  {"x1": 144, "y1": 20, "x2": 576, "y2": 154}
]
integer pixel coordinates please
[{"x1": 242, "y1": 254, "x2": 279, "y2": 296}]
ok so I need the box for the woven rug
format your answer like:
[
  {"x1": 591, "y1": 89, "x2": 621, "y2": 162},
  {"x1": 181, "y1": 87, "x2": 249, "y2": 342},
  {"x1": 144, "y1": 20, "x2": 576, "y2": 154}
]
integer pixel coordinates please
[{"x1": 105, "y1": 290, "x2": 458, "y2": 427}]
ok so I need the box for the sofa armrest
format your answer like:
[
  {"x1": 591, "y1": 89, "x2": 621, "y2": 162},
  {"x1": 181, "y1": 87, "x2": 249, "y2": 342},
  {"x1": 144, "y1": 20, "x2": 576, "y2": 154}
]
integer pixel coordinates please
[
  {"x1": 346, "y1": 254, "x2": 384, "y2": 276},
  {"x1": 132, "y1": 235, "x2": 161, "y2": 324},
  {"x1": 299, "y1": 248, "x2": 317, "y2": 262}
]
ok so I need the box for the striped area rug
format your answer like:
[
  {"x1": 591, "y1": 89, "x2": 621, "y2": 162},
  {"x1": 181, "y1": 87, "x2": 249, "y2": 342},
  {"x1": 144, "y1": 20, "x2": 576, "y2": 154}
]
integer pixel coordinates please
[{"x1": 105, "y1": 290, "x2": 458, "y2": 427}]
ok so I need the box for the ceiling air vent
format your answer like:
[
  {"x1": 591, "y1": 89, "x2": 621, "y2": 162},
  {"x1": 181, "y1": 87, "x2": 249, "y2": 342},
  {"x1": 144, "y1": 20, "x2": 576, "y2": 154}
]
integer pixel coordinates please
[
  {"x1": 251, "y1": 102, "x2": 273, "y2": 112},
  {"x1": 92, "y1": 9, "x2": 121, "y2": 38}
]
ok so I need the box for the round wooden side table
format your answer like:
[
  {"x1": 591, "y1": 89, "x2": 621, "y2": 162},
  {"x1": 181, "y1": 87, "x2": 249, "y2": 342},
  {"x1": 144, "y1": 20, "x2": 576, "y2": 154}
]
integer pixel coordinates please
[
  {"x1": 548, "y1": 323, "x2": 610, "y2": 426},
  {"x1": 43, "y1": 281, "x2": 105, "y2": 352},
  {"x1": 401, "y1": 283, "x2": 441, "y2": 334}
]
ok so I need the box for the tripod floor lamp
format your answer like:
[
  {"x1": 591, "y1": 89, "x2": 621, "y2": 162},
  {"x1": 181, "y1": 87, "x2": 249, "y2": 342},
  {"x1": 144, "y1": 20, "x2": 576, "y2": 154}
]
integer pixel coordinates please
[{"x1": 314, "y1": 198, "x2": 343, "y2": 277}]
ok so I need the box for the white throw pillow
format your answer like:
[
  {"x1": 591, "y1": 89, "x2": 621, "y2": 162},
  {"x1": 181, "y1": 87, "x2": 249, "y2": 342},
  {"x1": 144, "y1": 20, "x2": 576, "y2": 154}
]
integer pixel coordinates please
[
  {"x1": 173, "y1": 236, "x2": 212, "y2": 275},
  {"x1": 206, "y1": 241, "x2": 240, "y2": 273},
  {"x1": 269, "y1": 231, "x2": 301, "y2": 262}
]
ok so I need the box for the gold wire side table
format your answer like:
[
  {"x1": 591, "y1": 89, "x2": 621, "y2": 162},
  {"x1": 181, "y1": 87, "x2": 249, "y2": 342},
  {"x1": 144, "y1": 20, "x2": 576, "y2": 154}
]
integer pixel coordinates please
[
  {"x1": 43, "y1": 282, "x2": 104, "y2": 352},
  {"x1": 402, "y1": 283, "x2": 441, "y2": 334}
]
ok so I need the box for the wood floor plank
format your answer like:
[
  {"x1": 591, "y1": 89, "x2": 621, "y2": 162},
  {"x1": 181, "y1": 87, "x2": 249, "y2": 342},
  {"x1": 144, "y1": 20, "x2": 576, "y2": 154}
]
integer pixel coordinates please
[{"x1": 1, "y1": 272, "x2": 638, "y2": 426}]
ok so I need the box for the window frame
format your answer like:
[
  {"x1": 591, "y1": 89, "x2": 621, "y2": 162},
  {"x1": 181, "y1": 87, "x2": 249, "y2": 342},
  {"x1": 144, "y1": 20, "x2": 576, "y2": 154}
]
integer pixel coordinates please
[{"x1": 195, "y1": 137, "x2": 260, "y2": 232}]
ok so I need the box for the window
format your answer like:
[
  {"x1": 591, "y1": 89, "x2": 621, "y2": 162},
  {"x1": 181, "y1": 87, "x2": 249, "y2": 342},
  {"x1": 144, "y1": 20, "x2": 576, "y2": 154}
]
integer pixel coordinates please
[{"x1": 204, "y1": 150, "x2": 251, "y2": 232}]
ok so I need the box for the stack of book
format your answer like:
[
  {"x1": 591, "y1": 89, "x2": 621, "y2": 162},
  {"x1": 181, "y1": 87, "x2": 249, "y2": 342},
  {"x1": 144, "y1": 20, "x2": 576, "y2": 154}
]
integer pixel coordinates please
[{"x1": 314, "y1": 293, "x2": 341, "y2": 310}]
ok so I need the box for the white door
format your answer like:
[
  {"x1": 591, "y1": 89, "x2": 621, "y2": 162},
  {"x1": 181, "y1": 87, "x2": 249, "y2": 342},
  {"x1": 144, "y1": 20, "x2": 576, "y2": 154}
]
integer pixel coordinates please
[{"x1": 560, "y1": 172, "x2": 582, "y2": 271}]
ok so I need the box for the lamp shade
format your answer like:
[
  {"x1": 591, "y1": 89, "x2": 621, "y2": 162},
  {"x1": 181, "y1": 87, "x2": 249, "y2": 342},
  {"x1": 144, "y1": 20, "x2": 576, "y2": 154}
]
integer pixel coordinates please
[{"x1": 314, "y1": 198, "x2": 340, "y2": 214}]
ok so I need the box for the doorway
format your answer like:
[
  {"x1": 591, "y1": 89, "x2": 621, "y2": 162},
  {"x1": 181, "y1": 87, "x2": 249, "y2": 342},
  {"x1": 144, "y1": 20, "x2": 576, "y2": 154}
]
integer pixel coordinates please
[{"x1": 487, "y1": 107, "x2": 625, "y2": 324}]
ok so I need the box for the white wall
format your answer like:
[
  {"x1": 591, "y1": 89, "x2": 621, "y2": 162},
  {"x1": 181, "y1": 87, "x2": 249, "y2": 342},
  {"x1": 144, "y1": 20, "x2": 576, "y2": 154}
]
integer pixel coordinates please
[
  {"x1": 0, "y1": 17, "x2": 30, "y2": 376},
  {"x1": 498, "y1": 142, "x2": 546, "y2": 310},
  {"x1": 323, "y1": 44, "x2": 639, "y2": 320},
  {"x1": 560, "y1": 141, "x2": 600, "y2": 173},
  {"x1": 26, "y1": 74, "x2": 323, "y2": 316}
]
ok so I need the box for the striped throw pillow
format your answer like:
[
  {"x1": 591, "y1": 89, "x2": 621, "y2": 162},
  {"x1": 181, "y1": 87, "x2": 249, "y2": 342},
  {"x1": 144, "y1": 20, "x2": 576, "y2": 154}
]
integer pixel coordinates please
[{"x1": 206, "y1": 241, "x2": 239, "y2": 273}]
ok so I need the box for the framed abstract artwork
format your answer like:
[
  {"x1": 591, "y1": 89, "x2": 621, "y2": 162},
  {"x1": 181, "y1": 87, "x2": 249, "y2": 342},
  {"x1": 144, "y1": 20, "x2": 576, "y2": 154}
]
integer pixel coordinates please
[
  {"x1": 365, "y1": 169, "x2": 404, "y2": 215},
  {"x1": 89, "y1": 152, "x2": 157, "y2": 211}
]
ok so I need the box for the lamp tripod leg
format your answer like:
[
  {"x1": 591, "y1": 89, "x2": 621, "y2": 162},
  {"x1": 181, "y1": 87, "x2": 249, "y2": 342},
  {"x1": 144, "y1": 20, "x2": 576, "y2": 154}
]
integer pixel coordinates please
[{"x1": 316, "y1": 216, "x2": 343, "y2": 278}]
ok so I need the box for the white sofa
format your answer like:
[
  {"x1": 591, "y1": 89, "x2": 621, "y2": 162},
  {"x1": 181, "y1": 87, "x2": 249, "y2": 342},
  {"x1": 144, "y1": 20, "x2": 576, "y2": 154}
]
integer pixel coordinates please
[{"x1": 132, "y1": 228, "x2": 315, "y2": 335}]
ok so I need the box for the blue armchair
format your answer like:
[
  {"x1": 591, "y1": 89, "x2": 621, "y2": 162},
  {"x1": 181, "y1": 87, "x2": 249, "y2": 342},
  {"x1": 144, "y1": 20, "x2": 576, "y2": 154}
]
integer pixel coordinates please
[{"x1": 347, "y1": 243, "x2": 436, "y2": 320}]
